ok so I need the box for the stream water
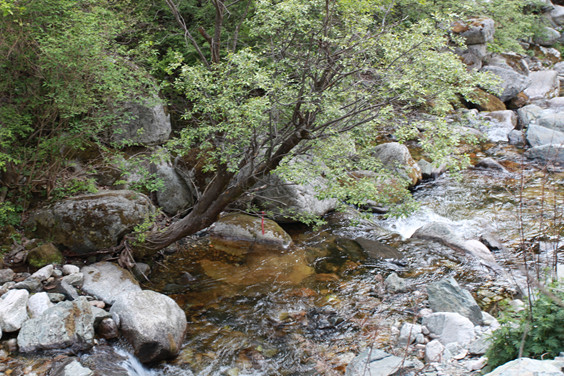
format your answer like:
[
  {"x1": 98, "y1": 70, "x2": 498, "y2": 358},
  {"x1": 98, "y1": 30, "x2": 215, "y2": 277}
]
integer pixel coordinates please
[{"x1": 133, "y1": 145, "x2": 562, "y2": 375}]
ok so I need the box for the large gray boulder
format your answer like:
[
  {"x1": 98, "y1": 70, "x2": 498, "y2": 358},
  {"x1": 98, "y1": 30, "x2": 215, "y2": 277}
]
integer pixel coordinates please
[
  {"x1": 526, "y1": 144, "x2": 564, "y2": 164},
  {"x1": 246, "y1": 173, "x2": 338, "y2": 223},
  {"x1": 523, "y1": 70, "x2": 560, "y2": 102},
  {"x1": 422, "y1": 312, "x2": 475, "y2": 346},
  {"x1": 550, "y1": 5, "x2": 564, "y2": 26},
  {"x1": 372, "y1": 142, "x2": 422, "y2": 186},
  {"x1": 155, "y1": 161, "x2": 194, "y2": 215},
  {"x1": 517, "y1": 104, "x2": 544, "y2": 127},
  {"x1": 481, "y1": 65, "x2": 531, "y2": 102},
  {"x1": 112, "y1": 99, "x2": 171, "y2": 146},
  {"x1": 412, "y1": 222, "x2": 499, "y2": 269},
  {"x1": 110, "y1": 290, "x2": 187, "y2": 363},
  {"x1": 427, "y1": 277, "x2": 483, "y2": 325},
  {"x1": 26, "y1": 190, "x2": 155, "y2": 253},
  {"x1": 535, "y1": 27, "x2": 561, "y2": 47},
  {"x1": 82, "y1": 262, "x2": 142, "y2": 305},
  {"x1": 0, "y1": 289, "x2": 29, "y2": 332},
  {"x1": 526, "y1": 124, "x2": 564, "y2": 147},
  {"x1": 17, "y1": 297, "x2": 95, "y2": 353},
  {"x1": 484, "y1": 357, "x2": 564, "y2": 376},
  {"x1": 209, "y1": 213, "x2": 292, "y2": 255},
  {"x1": 345, "y1": 348, "x2": 413, "y2": 376}
]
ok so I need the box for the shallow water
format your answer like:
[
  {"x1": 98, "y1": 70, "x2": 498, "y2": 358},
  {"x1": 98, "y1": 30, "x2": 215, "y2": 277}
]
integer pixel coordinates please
[{"x1": 135, "y1": 148, "x2": 563, "y2": 375}]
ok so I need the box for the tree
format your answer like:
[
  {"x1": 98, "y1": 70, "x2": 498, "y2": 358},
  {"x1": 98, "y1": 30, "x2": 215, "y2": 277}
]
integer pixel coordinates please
[{"x1": 129, "y1": 0, "x2": 493, "y2": 258}]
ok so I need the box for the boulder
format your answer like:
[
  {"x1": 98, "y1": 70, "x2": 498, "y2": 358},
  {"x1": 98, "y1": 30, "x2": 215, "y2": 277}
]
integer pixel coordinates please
[
  {"x1": 17, "y1": 297, "x2": 95, "y2": 353},
  {"x1": 27, "y1": 243, "x2": 63, "y2": 268},
  {"x1": 385, "y1": 272, "x2": 409, "y2": 293},
  {"x1": 508, "y1": 130, "x2": 525, "y2": 146},
  {"x1": 425, "y1": 339, "x2": 447, "y2": 363},
  {"x1": 479, "y1": 110, "x2": 517, "y2": 143},
  {"x1": 0, "y1": 289, "x2": 29, "y2": 332},
  {"x1": 484, "y1": 357, "x2": 564, "y2": 376},
  {"x1": 31, "y1": 264, "x2": 53, "y2": 281},
  {"x1": 398, "y1": 323, "x2": 422, "y2": 346},
  {"x1": 27, "y1": 292, "x2": 54, "y2": 318},
  {"x1": 417, "y1": 159, "x2": 445, "y2": 179},
  {"x1": 517, "y1": 104, "x2": 544, "y2": 127},
  {"x1": 345, "y1": 348, "x2": 413, "y2": 376},
  {"x1": 110, "y1": 290, "x2": 187, "y2": 363},
  {"x1": 412, "y1": 222, "x2": 499, "y2": 268},
  {"x1": 546, "y1": 97, "x2": 564, "y2": 108},
  {"x1": 372, "y1": 142, "x2": 421, "y2": 185},
  {"x1": 0, "y1": 269, "x2": 15, "y2": 284},
  {"x1": 550, "y1": 5, "x2": 564, "y2": 26},
  {"x1": 538, "y1": 111, "x2": 564, "y2": 132},
  {"x1": 426, "y1": 277, "x2": 483, "y2": 325},
  {"x1": 26, "y1": 190, "x2": 155, "y2": 253},
  {"x1": 534, "y1": 27, "x2": 561, "y2": 46},
  {"x1": 480, "y1": 65, "x2": 530, "y2": 102},
  {"x1": 523, "y1": 71, "x2": 560, "y2": 102},
  {"x1": 455, "y1": 18, "x2": 495, "y2": 45},
  {"x1": 467, "y1": 89, "x2": 506, "y2": 111},
  {"x1": 209, "y1": 213, "x2": 292, "y2": 255},
  {"x1": 82, "y1": 262, "x2": 142, "y2": 305},
  {"x1": 155, "y1": 160, "x2": 194, "y2": 216},
  {"x1": 526, "y1": 144, "x2": 564, "y2": 164},
  {"x1": 526, "y1": 123, "x2": 564, "y2": 147},
  {"x1": 245, "y1": 172, "x2": 338, "y2": 223},
  {"x1": 111, "y1": 99, "x2": 171, "y2": 146},
  {"x1": 422, "y1": 312, "x2": 475, "y2": 346}
]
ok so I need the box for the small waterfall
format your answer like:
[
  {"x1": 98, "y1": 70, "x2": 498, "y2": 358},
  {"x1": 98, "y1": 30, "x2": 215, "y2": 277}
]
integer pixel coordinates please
[{"x1": 115, "y1": 348, "x2": 157, "y2": 376}]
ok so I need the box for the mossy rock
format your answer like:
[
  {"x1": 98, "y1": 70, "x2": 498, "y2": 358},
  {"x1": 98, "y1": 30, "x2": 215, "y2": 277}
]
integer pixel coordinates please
[{"x1": 28, "y1": 243, "x2": 63, "y2": 267}]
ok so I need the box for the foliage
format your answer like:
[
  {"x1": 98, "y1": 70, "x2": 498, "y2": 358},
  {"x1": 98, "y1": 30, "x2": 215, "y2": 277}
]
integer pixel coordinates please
[
  {"x1": 0, "y1": 0, "x2": 154, "y2": 206},
  {"x1": 486, "y1": 284, "x2": 564, "y2": 369}
]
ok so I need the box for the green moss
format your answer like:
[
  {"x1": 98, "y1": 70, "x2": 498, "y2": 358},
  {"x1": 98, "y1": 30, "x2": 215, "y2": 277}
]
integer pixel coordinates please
[{"x1": 27, "y1": 243, "x2": 64, "y2": 267}]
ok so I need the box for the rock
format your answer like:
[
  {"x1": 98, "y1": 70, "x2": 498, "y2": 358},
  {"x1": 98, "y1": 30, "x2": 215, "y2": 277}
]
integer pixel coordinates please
[
  {"x1": 526, "y1": 144, "x2": 564, "y2": 165},
  {"x1": 534, "y1": 27, "x2": 561, "y2": 46},
  {"x1": 476, "y1": 158, "x2": 508, "y2": 172},
  {"x1": 82, "y1": 262, "x2": 142, "y2": 305},
  {"x1": 425, "y1": 339, "x2": 446, "y2": 363},
  {"x1": 209, "y1": 213, "x2": 292, "y2": 255},
  {"x1": 426, "y1": 277, "x2": 483, "y2": 325},
  {"x1": 456, "y1": 18, "x2": 495, "y2": 45},
  {"x1": 27, "y1": 292, "x2": 54, "y2": 318},
  {"x1": 482, "y1": 311, "x2": 500, "y2": 329},
  {"x1": 27, "y1": 243, "x2": 63, "y2": 268},
  {"x1": 0, "y1": 289, "x2": 29, "y2": 332},
  {"x1": 467, "y1": 43, "x2": 488, "y2": 60},
  {"x1": 508, "y1": 130, "x2": 525, "y2": 146},
  {"x1": 26, "y1": 190, "x2": 155, "y2": 254},
  {"x1": 13, "y1": 276, "x2": 42, "y2": 292},
  {"x1": 30, "y1": 264, "x2": 53, "y2": 281},
  {"x1": 523, "y1": 71, "x2": 560, "y2": 103},
  {"x1": 62, "y1": 272, "x2": 84, "y2": 288},
  {"x1": 517, "y1": 104, "x2": 544, "y2": 127},
  {"x1": 480, "y1": 65, "x2": 531, "y2": 102},
  {"x1": 484, "y1": 357, "x2": 564, "y2": 376},
  {"x1": 132, "y1": 263, "x2": 151, "y2": 281},
  {"x1": 480, "y1": 233, "x2": 504, "y2": 251},
  {"x1": 110, "y1": 290, "x2": 187, "y2": 363},
  {"x1": 422, "y1": 312, "x2": 475, "y2": 346},
  {"x1": 372, "y1": 142, "x2": 421, "y2": 185},
  {"x1": 0, "y1": 269, "x2": 15, "y2": 284},
  {"x1": 345, "y1": 348, "x2": 413, "y2": 376},
  {"x1": 155, "y1": 160, "x2": 194, "y2": 216},
  {"x1": 526, "y1": 124, "x2": 564, "y2": 147},
  {"x1": 506, "y1": 91, "x2": 529, "y2": 109},
  {"x1": 50, "y1": 359, "x2": 94, "y2": 376},
  {"x1": 54, "y1": 279, "x2": 80, "y2": 301},
  {"x1": 398, "y1": 323, "x2": 422, "y2": 346},
  {"x1": 96, "y1": 317, "x2": 119, "y2": 339},
  {"x1": 538, "y1": 111, "x2": 564, "y2": 132},
  {"x1": 62, "y1": 265, "x2": 80, "y2": 276},
  {"x1": 467, "y1": 89, "x2": 506, "y2": 111},
  {"x1": 355, "y1": 238, "x2": 403, "y2": 259},
  {"x1": 417, "y1": 159, "x2": 445, "y2": 179},
  {"x1": 111, "y1": 98, "x2": 171, "y2": 146},
  {"x1": 479, "y1": 110, "x2": 517, "y2": 143},
  {"x1": 48, "y1": 293, "x2": 66, "y2": 303},
  {"x1": 385, "y1": 272, "x2": 408, "y2": 293},
  {"x1": 468, "y1": 334, "x2": 492, "y2": 355},
  {"x1": 550, "y1": 5, "x2": 564, "y2": 26},
  {"x1": 245, "y1": 170, "x2": 338, "y2": 223},
  {"x1": 17, "y1": 297, "x2": 95, "y2": 353},
  {"x1": 412, "y1": 222, "x2": 499, "y2": 268},
  {"x1": 547, "y1": 97, "x2": 564, "y2": 108},
  {"x1": 467, "y1": 357, "x2": 488, "y2": 371}
]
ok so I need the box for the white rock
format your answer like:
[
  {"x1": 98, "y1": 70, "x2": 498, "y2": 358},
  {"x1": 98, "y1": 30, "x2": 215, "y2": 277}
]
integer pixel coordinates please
[
  {"x1": 62, "y1": 265, "x2": 81, "y2": 275},
  {"x1": 422, "y1": 312, "x2": 476, "y2": 346},
  {"x1": 425, "y1": 339, "x2": 445, "y2": 363},
  {"x1": 484, "y1": 357, "x2": 564, "y2": 375},
  {"x1": 398, "y1": 323, "x2": 422, "y2": 346},
  {"x1": 31, "y1": 265, "x2": 53, "y2": 281},
  {"x1": 0, "y1": 289, "x2": 29, "y2": 332},
  {"x1": 27, "y1": 292, "x2": 54, "y2": 318},
  {"x1": 467, "y1": 357, "x2": 488, "y2": 371},
  {"x1": 82, "y1": 262, "x2": 141, "y2": 305},
  {"x1": 524, "y1": 71, "x2": 560, "y2": 102},
  {"x1": 62, "y1": 360, "x2": 93, "y2": 376},
  {"x1": 482, "y1": 311, "x2": 500, "y2": 329}
]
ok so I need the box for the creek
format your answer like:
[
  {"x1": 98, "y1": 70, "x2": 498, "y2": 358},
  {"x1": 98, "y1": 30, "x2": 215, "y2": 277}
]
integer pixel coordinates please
[{"x1": 135, "y1": 145, "x2": 562, "y2": 375}]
